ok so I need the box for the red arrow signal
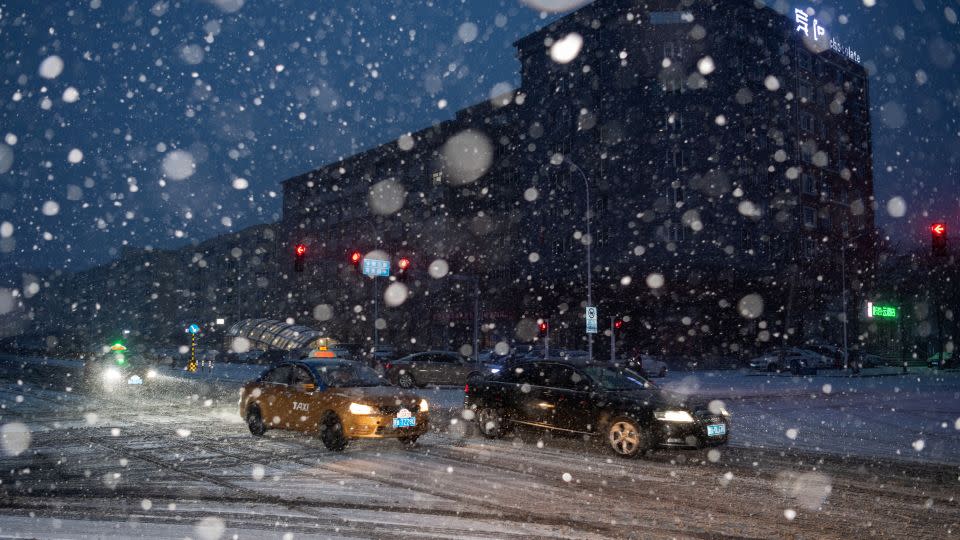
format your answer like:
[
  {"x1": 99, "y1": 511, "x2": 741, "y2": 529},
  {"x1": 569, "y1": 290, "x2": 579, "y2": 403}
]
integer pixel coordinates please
[{"x1": 931, "y1": 223, "x2": 946, "y2": 236}]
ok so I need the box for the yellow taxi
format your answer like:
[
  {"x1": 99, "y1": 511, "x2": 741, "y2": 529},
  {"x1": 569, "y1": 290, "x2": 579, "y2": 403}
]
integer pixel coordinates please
[{"x1": 239, "y1": 358, "x2": 429, "y2": 450}]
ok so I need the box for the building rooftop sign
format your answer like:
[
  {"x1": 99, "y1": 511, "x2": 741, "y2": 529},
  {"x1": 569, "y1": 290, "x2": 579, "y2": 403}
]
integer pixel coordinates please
[{"x1": 794, "y1": 6, "x2": 861, "y2": 64}]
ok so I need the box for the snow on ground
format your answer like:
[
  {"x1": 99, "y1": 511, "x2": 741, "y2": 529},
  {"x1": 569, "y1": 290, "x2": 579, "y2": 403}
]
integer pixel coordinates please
[{"x1": 1, "y1": 354, "x2": 958, "y2": 538}]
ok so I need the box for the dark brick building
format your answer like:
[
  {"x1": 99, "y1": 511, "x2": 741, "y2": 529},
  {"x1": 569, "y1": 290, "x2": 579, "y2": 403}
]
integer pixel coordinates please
[{"x1": 266, "y1": 0, "x2": 878, "y2": 357}]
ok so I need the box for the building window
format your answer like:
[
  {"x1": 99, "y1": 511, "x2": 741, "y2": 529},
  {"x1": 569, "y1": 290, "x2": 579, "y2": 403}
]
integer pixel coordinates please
[
  {"x1": 798, "y1": 51, "x2": 813, "y2": 72},
  {"x1": 431, "y1": 170, "x2": 443, "y2": 184},
  {"x1": 663, "y1": 42, "x2": 675, "y2": 58},
  {"x1": 667, "y1": 148, "x2": 686, "y2": 169},
  {"x1": 650, "y1": 11, "x2": 691, "y2": 25},
  {"x1": 802, "y1": 173, "x2": 816, "y2": 195},
  {"x1": 663, "y1": 77, "x2": 683, "y2": 94},
  {"x1": 667, "y1": 224, "x2": 684, "y2": 242},
  {"x1": 800, "y1": 112, "x2": 814, "y2": 132},
  {"x1": 799, "y1": 82, "x2": 812, "y2": 102},
  {"x1": 802, "y1": 237, "x2": 817, "y2": 258},
  {"x1": 802, "y1": 206, "x2": 817, "y2": 228},
  {"x1": 820, "y1": 210, "x2": 832, "y2": 230},
  {"x1": 668, "y1": 183, "x2": 685, "y2": 205},
  {"x1": 666, "y1": 112, "x2": 682, "y2": 131}
]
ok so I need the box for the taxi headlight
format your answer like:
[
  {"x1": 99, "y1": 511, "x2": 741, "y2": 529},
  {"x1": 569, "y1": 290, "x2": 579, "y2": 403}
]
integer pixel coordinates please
[
  {"x1": 419, "y1": 399, "x2": 429, "y2": 413},
  {"x1": 146, "y1": 369, "x2": 158, "y2": 379},
  {"x1": 103, "y1": 368, "x2": 122, "y2": 382},
  {"x1": 719, "y1": 407, "x2": 731, "y2": 417},
  {"x1": 348, "y1": 402, "x2": 375, "y2": 415},
  {"x1": 654, "y1": 410, "x2": 695, "y2": 423}
]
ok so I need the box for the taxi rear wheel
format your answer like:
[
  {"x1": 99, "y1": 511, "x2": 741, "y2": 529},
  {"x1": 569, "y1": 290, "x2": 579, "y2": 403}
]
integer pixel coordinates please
[
  {"x1": 320, "y1": 413, "x2": 348, "y2": 451},
  {"x1": 246, "y1": 407, "x2": 266, "y2": 437},
  {"x1": 397, "y1": 373, "x2": 416, "y2": 388}
]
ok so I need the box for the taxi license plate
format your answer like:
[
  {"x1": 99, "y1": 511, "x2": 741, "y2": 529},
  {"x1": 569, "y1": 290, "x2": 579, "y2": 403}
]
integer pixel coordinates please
[
  {"x1": 707, "y1": 424, "x2": 726, "y2": 437},
  {"x1": 127, "y1": 375, "x2": 143, "y2": 385},
  {"x1": 393, "y1": 417, "x2": 416, "y2": 428}
]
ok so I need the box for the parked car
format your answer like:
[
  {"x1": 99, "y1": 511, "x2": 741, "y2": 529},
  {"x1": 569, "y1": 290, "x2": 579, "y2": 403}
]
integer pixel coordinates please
[
  {"x1": 637, "y1": 355, "x2": 669, "y2": 377},
  {"x1": 465, "y1": 358, "x2": 729, "y2": 458},
  {"x1": 384, "y1": 351, "x2": 484, "y2": 388},
  {"x1": 749, "y1": 347, "x2": 825, "y2": 372},
  {"x1": 928, "y1": 351, "x2": 957, "y2": 369}
]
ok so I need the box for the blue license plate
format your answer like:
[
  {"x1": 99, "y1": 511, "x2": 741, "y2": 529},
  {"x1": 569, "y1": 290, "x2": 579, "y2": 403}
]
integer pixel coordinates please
[
  {"x1": 392, "y1": 417, "x2": 416, "y2": 428},
  {"x1": 707, "y1": 424, "x2": 726, "y2": 437}
]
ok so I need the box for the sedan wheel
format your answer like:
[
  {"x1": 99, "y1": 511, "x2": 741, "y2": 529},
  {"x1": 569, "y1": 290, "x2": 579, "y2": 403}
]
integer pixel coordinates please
[
  {"x1": 607, "y1": 417, "x2": 650, "y2": 458},
  {"x1": 398, "y1": 372, "x2": 415, "y2": 388},
  {"x1": 477, "y1": 408, "x2": 506, "y2": 439}
]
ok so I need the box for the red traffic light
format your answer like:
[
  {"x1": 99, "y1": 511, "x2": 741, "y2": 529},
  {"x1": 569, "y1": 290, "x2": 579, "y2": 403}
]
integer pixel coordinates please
[
  {"x1": 538, "y1": 321, "x2": 548, "y2": 332},
  {"x1": 614, "y1": 319, "x2": 623, "y2": 329},
  {"x1": 350, "y1": 251, "x2": 362, "y2": 265},
  {"x1": 931, "y1": 223, "x2": 946, "y2": 236},
  {"x1": 295, "y1": 244, "x2": 307, "y2": 257},
  {"x1": 398, "y1": 257, "x2": 411, "y2": 270}
]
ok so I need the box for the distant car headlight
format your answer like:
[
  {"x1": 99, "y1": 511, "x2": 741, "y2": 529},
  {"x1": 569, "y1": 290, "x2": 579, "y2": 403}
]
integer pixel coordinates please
[
  {"x1": 719, "y1": 407, "x2": 731, "y2": 417},
  {"x1": 146, "y1": 369, "x2": 158, "y2": 379},
  {"x1": 654, "y1": 410, "x2": 695, "y2": 423},
  {"x1": 419, "y1": 399, "x2": 429, "y2": 413},
  {"x1": 348, "y1": 402, "x2": 374, "y2": 415},
  {"x1": 103, "y1": 368, "x2": 122, "y2": 382},
  {"x1": 489, "y1": 368, "x2": 501, "y2": 374}
]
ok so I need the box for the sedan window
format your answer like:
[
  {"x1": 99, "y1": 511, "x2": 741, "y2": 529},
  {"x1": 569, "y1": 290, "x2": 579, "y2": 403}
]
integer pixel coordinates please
[
  {"x1": 583, "y1": 367, "x2": 652, "y2": 391},
  {"x1": 263, "y1": 365, "x2": 292, "y2": 385},
  {"x1": 315, "y1": 363, "x2": 385, "y2": 387}
]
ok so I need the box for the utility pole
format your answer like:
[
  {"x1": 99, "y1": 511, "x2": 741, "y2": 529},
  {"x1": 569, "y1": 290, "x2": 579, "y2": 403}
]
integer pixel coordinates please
[{"x1": 610, "y1": 316, "x2": 616, "y2": 362}]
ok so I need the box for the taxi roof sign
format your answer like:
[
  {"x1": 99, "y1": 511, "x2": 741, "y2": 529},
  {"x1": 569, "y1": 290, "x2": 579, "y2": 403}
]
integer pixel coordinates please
[
  {"x1": 310, "y1": 349, "x2": 336, "y2": 358},
  {"x1": 110, "y1": 343, "x2": 127, "y2": 352}
]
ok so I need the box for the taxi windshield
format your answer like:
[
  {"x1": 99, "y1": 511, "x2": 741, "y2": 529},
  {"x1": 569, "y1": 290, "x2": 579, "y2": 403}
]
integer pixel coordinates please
[
  {"x1": 314, "y1": 363, "x2": 385, "y2": 388},
  {"x1": 583, "y1": 367, "x2": 653, "y2": 391}
]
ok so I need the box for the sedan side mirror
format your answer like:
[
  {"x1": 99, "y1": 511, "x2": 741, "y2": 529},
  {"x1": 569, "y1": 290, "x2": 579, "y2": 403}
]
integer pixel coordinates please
[{"x1": 295, "y1": 383, "x2": 316, "y2": 393}]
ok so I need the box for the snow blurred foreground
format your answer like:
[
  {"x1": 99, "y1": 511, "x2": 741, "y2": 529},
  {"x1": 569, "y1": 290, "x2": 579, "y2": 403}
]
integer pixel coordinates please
[{"x1": 0, "y1": 354, "x2": 957, "y2": 538}]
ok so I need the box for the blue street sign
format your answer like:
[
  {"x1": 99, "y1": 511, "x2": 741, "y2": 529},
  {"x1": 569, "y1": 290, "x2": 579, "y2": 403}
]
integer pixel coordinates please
[
  {"x1": 362, "y1": 258, "x2": 390, "y2": 277},
  {"x1": 187, "y1": 324, "x2": 200, "y2": 334},
  {"x1": 585, "y1": 306, "x2": 598, "y2": 334}
]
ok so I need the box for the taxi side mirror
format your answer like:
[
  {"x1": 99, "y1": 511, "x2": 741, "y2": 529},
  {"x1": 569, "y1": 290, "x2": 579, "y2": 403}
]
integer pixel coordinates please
[{"x1": 296, "y1": 383, "x2": 316, "y2": 393}]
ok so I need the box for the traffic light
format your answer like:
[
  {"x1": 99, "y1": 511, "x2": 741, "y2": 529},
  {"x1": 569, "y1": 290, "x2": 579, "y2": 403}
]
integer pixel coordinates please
[
  {"x1": 350, "y1": 251, "x2": 362, "y2": 270},
  {"x1": 294, "y1": 244, "x2": 307, "y2": 272},
  {"x1": 614, "y1": 319, "x2": 623, "y2": 330},
  {"x1": 538, "y1": 321, "x2": 548, "y2": 333},
  {"x1": 931, "y1": 223, "x2": 947, "y2": 257},
  {"x1": 396, "y1": 257, "x2": 411, "y2": 281}
]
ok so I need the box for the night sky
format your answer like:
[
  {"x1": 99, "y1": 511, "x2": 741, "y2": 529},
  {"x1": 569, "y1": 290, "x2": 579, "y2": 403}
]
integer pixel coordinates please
[{"x1": 1, "y1": 0, "x2": 957, "y2": 275}]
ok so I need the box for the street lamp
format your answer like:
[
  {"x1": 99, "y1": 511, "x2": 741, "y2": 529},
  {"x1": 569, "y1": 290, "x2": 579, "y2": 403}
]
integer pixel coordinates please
[
  {"x1": 553, "y1": 157, "x2": 594, "y2": 361},
  {"x1": 840, "y1": 230, "x2": 870, "y2": 370}
]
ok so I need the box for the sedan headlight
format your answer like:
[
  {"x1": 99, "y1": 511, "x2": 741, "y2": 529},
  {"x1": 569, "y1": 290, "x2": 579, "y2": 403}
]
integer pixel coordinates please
[
  {"x1": 489, "y1": 368, "x2": 501, "y2": 374},
  {"x1": 419, "y1": 399, "x2": 429, "y2": 413},
  {"x1": 103, "y1": 367, "x2": 122, "y2": 382},
  {"x1": 348, "y1": 402, "x2": 375, "y2": 415},
  {"x1": 146, "y1": 369, "x2": 158, "y2": 379},
  {"x1": 654, "y1": 410, "x2": 695, "y2": 423}
]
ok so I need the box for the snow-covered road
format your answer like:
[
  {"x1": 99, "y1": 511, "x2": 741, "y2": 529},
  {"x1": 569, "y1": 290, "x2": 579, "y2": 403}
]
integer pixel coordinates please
[{"x1": 1, "y1": 355, "x2": 958, "y2": 538}]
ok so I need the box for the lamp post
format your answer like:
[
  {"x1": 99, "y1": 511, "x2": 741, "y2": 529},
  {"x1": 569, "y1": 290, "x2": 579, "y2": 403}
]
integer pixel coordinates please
[
  {"x1": 840, "y1": 231, "x2": 869, "y2": 370},
  {"x1": 558, "y1": 157, "x2": 594, "y2": 361}
]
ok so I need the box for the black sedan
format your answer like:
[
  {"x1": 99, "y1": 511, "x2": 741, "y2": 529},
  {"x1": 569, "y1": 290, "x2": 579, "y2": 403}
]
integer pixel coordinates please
[{"x1": 464, "y1": 359, "x2": 730, "y2": 458}]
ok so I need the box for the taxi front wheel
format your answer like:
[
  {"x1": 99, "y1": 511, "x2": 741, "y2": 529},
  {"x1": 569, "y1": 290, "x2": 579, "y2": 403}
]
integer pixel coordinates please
[{"x1": 320, "y1": 413, "x2": 348, "y2": 451}]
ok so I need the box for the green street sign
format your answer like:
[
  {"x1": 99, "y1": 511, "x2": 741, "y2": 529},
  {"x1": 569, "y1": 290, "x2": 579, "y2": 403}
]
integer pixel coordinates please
[{"x1": 867, "y1": 303, "x2": 897, "y2": 319}]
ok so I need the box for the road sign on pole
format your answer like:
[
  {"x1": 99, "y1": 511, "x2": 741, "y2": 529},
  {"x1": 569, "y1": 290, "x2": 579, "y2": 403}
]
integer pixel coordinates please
[
  {"x1": 362, "y1": 258, "x2": 390, "y2": 277},
  {"x1": 186, "y1": 323, "x2": 199, "y2": 372},
  {"x1": 585, "y1": 306, "x2": 598, "y2": 334}
]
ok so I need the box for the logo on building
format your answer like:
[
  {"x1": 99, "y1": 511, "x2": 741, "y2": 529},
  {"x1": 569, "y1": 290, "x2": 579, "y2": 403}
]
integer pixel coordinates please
[{"x1": 794, "y1": 7, "x2": 861, "y2": 63}]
